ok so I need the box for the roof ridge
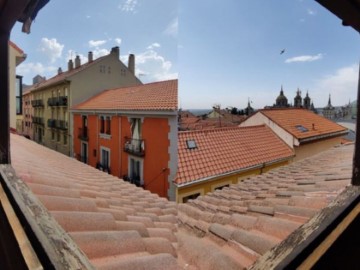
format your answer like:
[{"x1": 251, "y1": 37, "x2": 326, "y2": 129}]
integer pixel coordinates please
[{"x1": 178, "y1": 124, "x2": 266, "y2": 135}]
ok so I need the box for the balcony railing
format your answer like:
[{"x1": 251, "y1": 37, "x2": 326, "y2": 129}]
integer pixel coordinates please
[
  {"x1": 96, "y1": 163, "x2": 111, "y2": 174},
  {"x1": 123, "y1": 175, "x2": 143, "y2": 187},
  {"x1": 48, "y1": 96, "x2": 68, "y2": 107},
  {"x1": 32, "y1": 117, "x2": 44, "y2": 125},
  {"x1": 78, "y1": 127, "x2": 88, "y2": 141},
  {"x1": 47, "y1": 119, "x2": 56, "y2": 128},
  {"x1": 124, "y1": 138, "x2": 145, "y2": 157},
  {"x1": 47, "y1": 119, "x2": 68, "y2": 130},
  {"x1": 56, "y1": 120, "x2": 68, "y2": 130},
  {"x1": 31, "y1": 99, "x2": 44, "y2": 107}
]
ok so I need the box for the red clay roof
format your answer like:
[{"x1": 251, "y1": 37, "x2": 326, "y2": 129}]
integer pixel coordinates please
[
  {"x1": 26, "y1": 56, "x2": 106, "y2": 92},
  {"x1": 257, "y1": 108, "x2": 347, "y2": 140},
  {"x1": 9, "y1": 40, "x2": 24, "y2": 54},
  {"x1": 177, "y1": 143, "x2": 353, "y2": 269},
  {"x1": 176, "y1": 126, "x2": 294, "y2": 185},
  {"x1": 10, "y1": 134, "x2": 353, "y2": 269},
  {"x1": 72, "y1": 79, "x2": 178, "y2": 111}
]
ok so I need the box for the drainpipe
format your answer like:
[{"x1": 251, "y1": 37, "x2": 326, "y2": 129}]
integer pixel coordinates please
[
  {"x1": 0, "y1": 31, "x2": 10, "y2": 163},
  {"x1": 352, "y1": 63, "x2": 360, "y2": 186}
]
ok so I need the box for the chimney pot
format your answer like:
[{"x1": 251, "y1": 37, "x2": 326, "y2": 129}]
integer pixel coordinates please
[
  {"x1": 128, "y1": 54, "x2": 135, "y2": 74},
  {"x1": 68, "y1": 59, "x2": 74, "y2": 71},
  {"x1": 58, "y1": 67, "x2": 62, "y2": 74},
  {"x1": 88, "y1": 51, "x2": 93, "y2": 62},
  {"x1": 111, "y1": 46, "x2": 120, "y2": 58},
  {"x1": 75, "y1": 55, "x2": 81, "y2": 68}
]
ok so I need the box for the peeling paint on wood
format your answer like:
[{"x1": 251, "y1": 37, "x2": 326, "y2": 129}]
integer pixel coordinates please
[{"x1": 0, "y1": 165, "x2": 95, "y2": 270}]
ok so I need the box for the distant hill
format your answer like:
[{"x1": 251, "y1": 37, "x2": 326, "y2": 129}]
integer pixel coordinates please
[{"x1": 187, "y1": 109, "x2": 212, "y2": 116}]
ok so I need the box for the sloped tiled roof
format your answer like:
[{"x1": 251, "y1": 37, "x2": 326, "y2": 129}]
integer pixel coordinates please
[
  {"x1": 72, "y1": 79, "x2": 178, "y2": 111},
  {"x1": 177, "y1": 143, "x2": 353, "y2": 269},
  {"x1": 26, "y1": 57, "x2": 106, "y2": 92},
  {"x1": 176, "y1": 126, "x2": 294, "y2": 185},
  {"x1": 9, "y1": 134, "x2": 353, "y2": 269},
  {"x1": 257, "y1": 108, "x2": 347, "y2": 141},
  {"x1": 9, "y1": 40, "x2": 24, "y2": 54},
  {"x1": 10, "y1": 134, "x2": 182, "y2": 269}
]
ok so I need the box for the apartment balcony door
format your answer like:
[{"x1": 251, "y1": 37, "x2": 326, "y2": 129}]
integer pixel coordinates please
[{"x1": 81, "y1": 142, "x2": 88, "y2": 164}]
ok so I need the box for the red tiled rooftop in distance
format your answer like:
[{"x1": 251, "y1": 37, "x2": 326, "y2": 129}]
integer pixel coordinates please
[
  {"x1": 176, "y1": 125, "x2": 294, "y2": 185},
  {"x1": 177, "y1": 143, "x2": 353, "y2": 268},
  {"x1": 26, "y1": 56, "x2": 106, "y2": 92},
  {"x1": 72, "y1": 79, "x2": 178, "y2": 111},
  {"x1": 259, "y1": 108, "x2": 347, "y2": 139},
  {"x1": 9, "y1": 40, "x2": 24, "y2": 54}
]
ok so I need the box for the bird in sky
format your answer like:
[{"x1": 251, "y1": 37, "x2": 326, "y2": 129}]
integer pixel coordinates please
[{"x1": 280, "y1": 49, "x2": 286, "y2": 55}]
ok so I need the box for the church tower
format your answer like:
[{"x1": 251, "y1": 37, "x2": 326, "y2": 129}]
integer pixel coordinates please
[
  {"x1": 303, "y1": 91, "x2": 311, "y2": 109},
  {"x1": 294, "y1": 88, "x2": 302, "y2": 108},
  {"x1": 275, "y1": 85, "x2": 288, "y2": 107}
]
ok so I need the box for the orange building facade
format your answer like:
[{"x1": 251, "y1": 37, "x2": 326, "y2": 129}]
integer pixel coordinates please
[{"x1": 72, "y1": 80, "x2": 178, "y2": 200}]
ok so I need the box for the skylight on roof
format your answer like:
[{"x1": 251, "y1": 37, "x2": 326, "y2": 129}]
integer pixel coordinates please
[
  {"x1": 295, "y1": 125, "x2": 308, "y2": 132},
  {"x1": 186, "y1": 140, "x2": 197, "y2": 149}
]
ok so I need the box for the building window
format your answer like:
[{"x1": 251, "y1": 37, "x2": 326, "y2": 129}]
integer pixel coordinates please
[
  {"x1": 106, "y1": 116, "x2": 111, "y2": 135},
  {"x1": 64, "y1": 134, "x2": 67, "y2": 145},
  {"x1": 182, "y1": 193, "x2": 200, "y2": 203},
  {"x1": 129, "y1": 158, "x2": 142, "y2": 186},
  {"x1": 57, "y1": 132, "x2": 60, "y2": 142},
  {"x1": 51, "y1": 131, "x2": 55, "y2": 140},
  {"x1": 100, "y1": 147, "x2": 110, "y2": 172},
  {"x1": 16, "y1": 76, "x2": 23, "y2": 115},
  {"x1": 130, "y1": 118, "x2": 142, "y2": 139},
  {"x1": 100, "y1": 116, "x2": 105, "y2": 133}
]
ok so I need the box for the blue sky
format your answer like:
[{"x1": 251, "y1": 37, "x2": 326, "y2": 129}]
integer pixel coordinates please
[
  {"x1": 11, "y1": 0, "x2": 178, "y2": 85},
  {"x1": 179, "y1": 0, "x2": 359, "y2": 109},
  {"x1": 11, "y1": 0, "x2": 359, "y2": 110}
]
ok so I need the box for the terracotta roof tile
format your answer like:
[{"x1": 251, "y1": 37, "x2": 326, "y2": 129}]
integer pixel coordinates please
[
  {"x1": 177, "y1": 143, "x2": 353, "y2": 269},
  {"x1": 9, "y1": 134, "x2": 354, "y2": 269},
  {"x1": 256, "y1": 108, "x2": 348, "y2": 140},
  {"x1": 176, "y1": 125, "x2": 294, "y2": 185},
  {"x1": 72, "y1": 79, "x2": 177, "y2": 111}
]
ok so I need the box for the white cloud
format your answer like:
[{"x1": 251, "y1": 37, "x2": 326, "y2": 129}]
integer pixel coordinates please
[
  {"x1": 285, "y1": 53, "x2": 323, "y2": 63},
  {"x1": 164, "y1": 17, "x2": 178, "y2": 37},
  {"x1": 119, "y1": 0, "x2": 138, "y2": 13},
  {"x1": 313, "y1": 64, "x2": 358, "y2": 106},
  {"x1": 307, "y1": 8, "x2": 316, "y2": 15},
  {"x1": 16, "y1": 62, "x2": 57, "y2": 84},
  {"x1": 89, "y1": 39, "x2": 107, "y2": 48},
  {"x1": 147, "y1": 43, "x2": 161, "y2": 50},
  {"x1": 39, "y1": 38, "x2": 64, "y2": 63},
  {"x1": 121, "y1": 46, "x2": 177, "y2": 82},
  {"x1": 115, "y1": 38, "x2": 122, "y2": 45}
]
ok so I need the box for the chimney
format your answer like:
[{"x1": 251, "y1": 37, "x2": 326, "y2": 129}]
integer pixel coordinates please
[
  {"x1": 68, "y1": 59, "x2": 74, "y2": 71},
  {"x1": 58, "y1": 67, "x2": 63, "y2": 75},
  {"x1": 88, "y1": 51, "x2": 93, "y2": 62},
  {"x1": 110, "y1": 46, "x2": 120, "y2": 58},
  {"x1": 75, "y1": 55, "x2": 81, "y2": 68},
  {"x1": 128, "y1": 54, "x2": 135, "y2": 74}
]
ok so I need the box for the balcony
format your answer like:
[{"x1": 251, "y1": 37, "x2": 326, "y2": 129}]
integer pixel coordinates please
[
  {"x1": 32, "y1": 117, "x2": 44, "y2": 126},
  {"x1": 123, "y1": 175, "x2": 143, "y2": 187},
  {"x1": 78, "y1": 127, "x2": 89, "y2": 141},
  {"x1": 124, "y1": 138, "x2": 145, "y2": 157},
  {"x1": 56, "y1": 120, "x2": 68, "y2": 130},
  {"x1": 47, "y1": 119, "x2": 56, "y2": 128},
  {"x1": 31, "y1": 99, "x2": 44, "y2": 107},
  {"x1": 48, "y1": 96, "x2": 68, "y2": 107},
  {"x1": 96, "y1": 163, "x2": 111, "y2": 174}
]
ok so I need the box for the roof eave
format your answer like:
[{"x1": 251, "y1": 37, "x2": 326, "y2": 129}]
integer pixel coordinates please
[
  {"x1": 298, "y1": 130, "x2": 349, "y2": 144},
  {"x1": 175, "y1": 155, "x2": 294, "y2": 188}
]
